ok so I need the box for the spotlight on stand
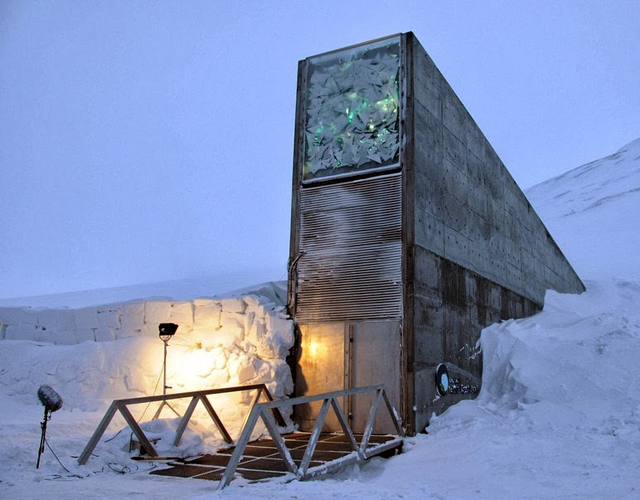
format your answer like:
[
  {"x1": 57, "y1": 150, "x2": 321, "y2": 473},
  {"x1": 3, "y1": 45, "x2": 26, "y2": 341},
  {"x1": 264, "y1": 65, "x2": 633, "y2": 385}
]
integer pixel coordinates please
[
  {"x1": 36, "y1": 385, "x2": 63, "y2": 469},
  {"x1": 152, "y1": 323, "x2": 180, "y2": 420},
  {"x1": 159, "y1": 322, "x2": 178, "y2": 342}
]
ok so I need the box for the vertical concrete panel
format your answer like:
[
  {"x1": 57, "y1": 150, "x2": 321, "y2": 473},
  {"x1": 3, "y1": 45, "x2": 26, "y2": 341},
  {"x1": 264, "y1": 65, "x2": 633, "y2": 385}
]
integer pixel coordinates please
[
  {"x1": 352, "y1": 320, "x2": 401, "y2": 433},
  {"x1": 408, "y1": 32, "x2": 582, "y2": 432},
  {"x1": 413, "y1": 46, "x2": 442, "y2": 120}
]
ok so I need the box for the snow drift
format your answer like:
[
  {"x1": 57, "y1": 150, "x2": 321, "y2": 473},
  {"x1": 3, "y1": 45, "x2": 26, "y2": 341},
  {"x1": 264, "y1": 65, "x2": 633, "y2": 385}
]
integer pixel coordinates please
[{"x1": 0, "y1": 282, "x2": 294, "y2": 410}]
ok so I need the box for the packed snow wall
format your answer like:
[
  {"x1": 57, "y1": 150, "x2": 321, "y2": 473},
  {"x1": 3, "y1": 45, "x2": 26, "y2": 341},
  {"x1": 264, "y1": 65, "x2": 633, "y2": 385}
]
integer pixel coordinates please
[{"x1": 0, "y1": 283, "x2": 295, "y2": 421}]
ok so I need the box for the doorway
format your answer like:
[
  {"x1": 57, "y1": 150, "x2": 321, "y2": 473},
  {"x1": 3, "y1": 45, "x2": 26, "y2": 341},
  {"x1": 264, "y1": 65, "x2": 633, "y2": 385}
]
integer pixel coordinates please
[{"x1": 295, "y1": 319, "x2": 401, "y2": 434}]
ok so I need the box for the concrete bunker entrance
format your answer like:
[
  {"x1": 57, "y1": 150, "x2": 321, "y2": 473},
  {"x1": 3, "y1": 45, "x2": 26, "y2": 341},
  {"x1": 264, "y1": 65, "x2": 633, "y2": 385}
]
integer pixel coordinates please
[
  {"x1": 295, "y1": 320, "x2": 401, "y2": 434},
  {"x1": 288, "y1": 32, "x2": 585, "y2": 435}
]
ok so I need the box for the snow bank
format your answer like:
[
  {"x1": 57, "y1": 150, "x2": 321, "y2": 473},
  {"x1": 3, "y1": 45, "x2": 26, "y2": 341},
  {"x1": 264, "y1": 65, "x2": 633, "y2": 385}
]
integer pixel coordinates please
[
  {"x1": 478, "y1": 279, "x2": 640, "y2": 425},
  {"x1": 0, "y1": 282, "x2": 294, "y2": 422},
  {"x1": 415, "y1": 278, "x2": 640, "y2": 498},
  {"x1": 0, "y1": 282, "x2": 291, "y2": 347}
]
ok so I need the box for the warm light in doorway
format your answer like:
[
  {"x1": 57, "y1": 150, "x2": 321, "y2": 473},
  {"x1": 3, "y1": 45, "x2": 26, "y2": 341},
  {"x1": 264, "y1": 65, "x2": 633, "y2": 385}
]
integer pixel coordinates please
[{"x1": 308, "y1": 339, "x2": 322, "y2": 359}]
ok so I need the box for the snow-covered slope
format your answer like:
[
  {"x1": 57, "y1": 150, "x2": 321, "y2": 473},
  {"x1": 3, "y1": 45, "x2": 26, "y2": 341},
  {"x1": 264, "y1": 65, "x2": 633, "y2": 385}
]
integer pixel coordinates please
[
  {"x1": 2, "y1": 138, "x2": 640, "y2": 499},
  {"x1": 526, "y1": 137, "x2": 640, "y2": 280}
]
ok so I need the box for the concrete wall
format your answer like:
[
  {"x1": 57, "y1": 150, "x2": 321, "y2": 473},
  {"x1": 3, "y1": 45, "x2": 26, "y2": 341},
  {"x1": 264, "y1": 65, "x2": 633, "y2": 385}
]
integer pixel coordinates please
[
  {"x1": 410, "y1": 36, "x2": 584, "y2": 304},
  {"x1": 406, "y1": 33, "x2": 585, "y2": 432}
]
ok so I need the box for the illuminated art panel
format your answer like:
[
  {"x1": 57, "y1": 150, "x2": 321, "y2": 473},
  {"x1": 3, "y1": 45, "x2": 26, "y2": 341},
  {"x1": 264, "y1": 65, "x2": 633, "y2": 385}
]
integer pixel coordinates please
[{"x1": 303, "y1": 36, "x2": 401, "y2": 182}]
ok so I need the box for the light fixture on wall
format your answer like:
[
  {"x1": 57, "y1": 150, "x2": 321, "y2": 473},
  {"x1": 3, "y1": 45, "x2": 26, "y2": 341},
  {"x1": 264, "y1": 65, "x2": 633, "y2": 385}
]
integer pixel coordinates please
[
  {"x1": 435, "y1": 363, "x2": 449, "y2": 397},
  {"x1": 153, "y1": 323, "x2": 180, "y2": 419}
]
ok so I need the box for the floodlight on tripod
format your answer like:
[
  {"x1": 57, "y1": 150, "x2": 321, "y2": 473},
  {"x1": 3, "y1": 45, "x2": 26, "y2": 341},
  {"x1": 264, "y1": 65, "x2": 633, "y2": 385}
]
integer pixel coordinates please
[
  {"x1": 152, "y1": 323, "x2": 181, "y2": 420},
  {"x1": 36, "y1": 385, "x2": 63, "y2": 469}
]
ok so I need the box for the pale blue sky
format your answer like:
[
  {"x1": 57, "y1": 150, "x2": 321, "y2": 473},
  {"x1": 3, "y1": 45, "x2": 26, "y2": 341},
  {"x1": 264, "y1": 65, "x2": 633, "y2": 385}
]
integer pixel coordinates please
[{"x1": 1, "y1": 1, "x2": 638, "y2": 298}]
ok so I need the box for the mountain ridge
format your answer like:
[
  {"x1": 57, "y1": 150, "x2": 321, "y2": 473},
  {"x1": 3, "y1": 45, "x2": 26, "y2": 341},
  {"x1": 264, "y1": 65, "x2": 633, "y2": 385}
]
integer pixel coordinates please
[
  {"x1": 526, "y1": 137, "x2": 640, "y2": 218},
  {"x1": 526, "y1": 136, "x2": 640, "y2": 281}
]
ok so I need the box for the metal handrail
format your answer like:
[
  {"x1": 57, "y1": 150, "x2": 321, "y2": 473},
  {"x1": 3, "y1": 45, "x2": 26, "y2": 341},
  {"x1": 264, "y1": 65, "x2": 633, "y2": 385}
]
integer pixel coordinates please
[
  {"x1": 218, "y1": 384, "x2": 404, "y2": 489},
  {"x1": 77, "y1": 384, "x2": 285, "y2": 465}
]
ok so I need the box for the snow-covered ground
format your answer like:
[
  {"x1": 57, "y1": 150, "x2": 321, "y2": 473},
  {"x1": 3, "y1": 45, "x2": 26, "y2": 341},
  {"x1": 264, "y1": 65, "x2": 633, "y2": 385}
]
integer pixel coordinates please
[{"x1": 2, "y1": 138, "x2": 640, "y2": 499}]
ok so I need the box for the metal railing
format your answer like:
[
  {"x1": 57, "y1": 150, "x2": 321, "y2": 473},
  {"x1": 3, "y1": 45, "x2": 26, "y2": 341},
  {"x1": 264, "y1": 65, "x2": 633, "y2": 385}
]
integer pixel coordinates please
[
  {"x1": 218, "y1": 384, "x2": 404, "y2": 489},
  {"x1": 77, "y1": 384, "x2": 285, "y2": 465}
]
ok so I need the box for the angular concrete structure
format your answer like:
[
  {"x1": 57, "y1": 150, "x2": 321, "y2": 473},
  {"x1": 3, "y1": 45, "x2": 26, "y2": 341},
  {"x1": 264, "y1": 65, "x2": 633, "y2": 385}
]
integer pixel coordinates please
[{"x1": 287, "y1": 32, "x2": 584, "y2": 435}]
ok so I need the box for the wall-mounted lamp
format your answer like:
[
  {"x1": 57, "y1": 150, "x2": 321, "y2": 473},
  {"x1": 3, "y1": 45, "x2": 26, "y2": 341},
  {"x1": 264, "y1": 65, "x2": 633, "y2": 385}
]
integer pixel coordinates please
[{"x1": 435, "y1": 363, "x2": 449, "y2": 397}]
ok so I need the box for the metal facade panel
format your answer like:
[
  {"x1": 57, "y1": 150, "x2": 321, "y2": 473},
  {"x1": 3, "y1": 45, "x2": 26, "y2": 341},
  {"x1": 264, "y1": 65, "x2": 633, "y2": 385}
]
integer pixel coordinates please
[
  {"x1": 296, "y1": 323, "x2": 346, "y2": 431},
  {"x1": 351, "y1": 320, "x2": 402, "y2": 434},
  {"x1": 296, "y1": 173, "x2": 403, "y2": 322}
]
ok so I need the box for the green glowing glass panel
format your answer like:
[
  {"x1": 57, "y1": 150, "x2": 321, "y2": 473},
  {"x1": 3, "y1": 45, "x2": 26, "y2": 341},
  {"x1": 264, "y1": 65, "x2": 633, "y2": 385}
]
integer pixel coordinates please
[{"x1": 303, "y1": 36, "x2": 401, "y2": 182}]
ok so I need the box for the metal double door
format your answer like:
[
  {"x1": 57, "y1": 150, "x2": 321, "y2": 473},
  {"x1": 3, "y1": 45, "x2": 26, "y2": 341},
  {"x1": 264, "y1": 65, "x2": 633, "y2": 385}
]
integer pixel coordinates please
[{"x1": 295, "y1": 319, "x2": 401, "y2": 434}]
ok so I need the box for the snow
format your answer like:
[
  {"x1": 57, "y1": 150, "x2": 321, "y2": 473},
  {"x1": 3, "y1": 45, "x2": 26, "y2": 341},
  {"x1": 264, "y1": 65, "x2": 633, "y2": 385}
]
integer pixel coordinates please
[
  {"x1": 3, "y1": 138, "x2": 640, "y2": 498},
  {"x1": 526, "y1": 137, "x2": 640, "y2": 281}
]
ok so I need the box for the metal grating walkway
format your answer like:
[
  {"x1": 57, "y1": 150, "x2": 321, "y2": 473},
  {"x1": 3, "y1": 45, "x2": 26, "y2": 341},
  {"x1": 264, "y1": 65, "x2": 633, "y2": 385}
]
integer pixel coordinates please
[{"x1": 151, "y1": 431, "x2": 403, "y2": 484}]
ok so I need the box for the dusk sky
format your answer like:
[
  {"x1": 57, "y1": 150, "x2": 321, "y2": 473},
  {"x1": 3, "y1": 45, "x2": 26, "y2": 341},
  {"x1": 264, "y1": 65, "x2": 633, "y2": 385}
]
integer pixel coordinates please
[{"x1": 1, "y1": 1, "x2": 638, "y2": 299}]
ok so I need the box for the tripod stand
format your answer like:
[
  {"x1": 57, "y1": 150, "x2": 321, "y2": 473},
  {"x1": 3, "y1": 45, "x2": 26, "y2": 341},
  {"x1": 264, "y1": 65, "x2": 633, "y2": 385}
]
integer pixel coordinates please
[
  {"x1": 152, "y1": 338, "x2": 180, "y2": 420},
  {"x1": 36, "y1": 408, "x2": 52, "y2": 469}
]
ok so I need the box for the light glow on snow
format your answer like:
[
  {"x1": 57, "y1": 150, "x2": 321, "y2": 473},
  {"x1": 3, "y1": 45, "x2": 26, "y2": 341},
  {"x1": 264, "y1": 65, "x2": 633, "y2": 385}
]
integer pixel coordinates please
[{"x1": 171, "y1": 346, "x2": 222, "y2": 383}]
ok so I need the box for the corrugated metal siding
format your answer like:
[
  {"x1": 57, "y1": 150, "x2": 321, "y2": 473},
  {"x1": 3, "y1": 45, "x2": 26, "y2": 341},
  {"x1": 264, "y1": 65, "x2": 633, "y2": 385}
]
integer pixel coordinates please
[{"x1": 296, "y1": 173, "x2": 403, "y2": 322}]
